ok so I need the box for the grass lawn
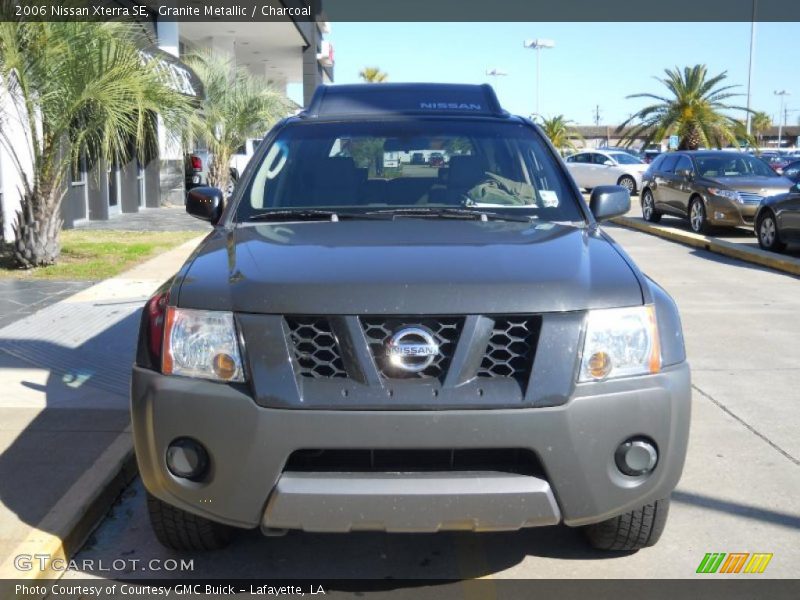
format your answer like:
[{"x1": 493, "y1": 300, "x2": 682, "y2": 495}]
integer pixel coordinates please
[{"x1": 0, "y1": 230, "x2": 201, "y2": 280}]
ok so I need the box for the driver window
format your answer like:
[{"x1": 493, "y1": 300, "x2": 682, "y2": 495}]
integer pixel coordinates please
[
  {"x1": 675, "y1": 156, "x2": 693, "y2": 174},
  {"x1": 592, "y1": 154, "x2": 611, "y2": 165}
]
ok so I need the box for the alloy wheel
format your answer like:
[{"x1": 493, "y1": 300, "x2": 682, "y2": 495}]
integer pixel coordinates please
[
  {"x1": 690, "y1": 201, "x2": 704, "y2": 232},
  {"x1": 760, "y1": 216, "x2": 776, "y2": 248},
  {"x1": 619, "y1": 176, "x2": 635, "y2": 194},
  {"x1": 642, "y1": 192, "x2": 653, "y2": 220}
]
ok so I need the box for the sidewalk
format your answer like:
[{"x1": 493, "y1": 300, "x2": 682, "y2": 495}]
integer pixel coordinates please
[
  {"x1": 0, "y1": 236, "x2": 202, "y2": 578},
  {"x1": 594, "y1": 196, "x2": 800, "y2": 277}
]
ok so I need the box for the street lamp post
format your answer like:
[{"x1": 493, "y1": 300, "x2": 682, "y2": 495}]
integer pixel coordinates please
[
  {"x1": 485, "y1": 68, "x2": 508, "y2": 105},
  {"x1": 745, "y1": 0, "x2": 757, "y2": 135},
  {"x1": 774, "y1": 90, "x2": 790, "y2": 148},
  {"x1": 523, "y1": 38, "x2": 555, "y2": 118}
]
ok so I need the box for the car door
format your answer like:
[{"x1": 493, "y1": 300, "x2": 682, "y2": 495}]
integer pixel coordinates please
[
  {"x1": 668, "y1": 155, "x2": 695, "y2": 215},
  {"x1": 565, "y1": 153, "x2": 592, "y2": 189},
  {"x1": 589, "y1": 152, "x2": 617, "y2": 187},
  {"x1": 651, "y1": 154, "x2": 679, "y2": 212},
  {"x1": 776, "y1": 191, "x2": 800, "y2": 241}
]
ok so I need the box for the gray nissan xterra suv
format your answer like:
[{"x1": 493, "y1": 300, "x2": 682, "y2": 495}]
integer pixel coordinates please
[{"x1": 132, "y1": 83, "x2": 690, "y2": 553}]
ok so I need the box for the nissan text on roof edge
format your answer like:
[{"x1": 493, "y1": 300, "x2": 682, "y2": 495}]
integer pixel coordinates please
[{"x1": 132, "y1": 84, "x2": 690, "y2": 552}]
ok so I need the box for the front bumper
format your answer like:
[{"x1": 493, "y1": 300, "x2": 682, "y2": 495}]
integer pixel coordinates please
[
  {"x1": 131, "y1": 361, "x2": 691, "y2": 533},
  {"x1": 706, "y1": 197, "x2": 758, "y2": 226}
]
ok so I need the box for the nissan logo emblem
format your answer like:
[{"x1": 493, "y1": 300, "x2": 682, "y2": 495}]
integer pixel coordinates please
[{"x1": 386, "y1": 327, "x2": 440, "y2": 372}]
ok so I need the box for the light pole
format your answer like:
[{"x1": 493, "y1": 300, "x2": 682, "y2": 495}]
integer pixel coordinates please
[
  {"x1": 774, "y1": 90, "x2": 790, "y2": 148},
  {"x1": 485, "y1": 68, "x2": 508, "y2": 104},
  {"x1": 745, "y1": 0, "x2": 757, "y2": 134},
  {"x1": 523, "y1": 38, "x2": 555, "y2": 118}
]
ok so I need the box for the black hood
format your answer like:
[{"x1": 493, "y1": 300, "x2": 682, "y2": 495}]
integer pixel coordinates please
[{"x1": 176, "y1": 220, "x2": 643, "y2": 314}]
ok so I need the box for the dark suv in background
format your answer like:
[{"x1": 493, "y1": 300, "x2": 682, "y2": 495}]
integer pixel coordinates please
[
  {"x1": 133, "y1": 83, "x2": 690, "y2": 555},
  {"x1": 640, "y1": 151, "x2": 793, "y2": 233}
]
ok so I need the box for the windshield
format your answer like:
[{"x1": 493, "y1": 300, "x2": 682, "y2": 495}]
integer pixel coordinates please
[
  {"x1": 695, "y1": 154, "x2": 778, "y2": 178},
  {"x1": 610, "y1": 153, "x2": 643, "y2": 165},
  {"x1": 237, "y1": 120, "x2": 584, "y2": 222}
]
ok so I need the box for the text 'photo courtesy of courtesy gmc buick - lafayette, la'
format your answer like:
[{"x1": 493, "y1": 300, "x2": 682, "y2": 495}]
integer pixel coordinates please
[{"x1": 132, "y1": 83, "x2": 691, "y2": 554}]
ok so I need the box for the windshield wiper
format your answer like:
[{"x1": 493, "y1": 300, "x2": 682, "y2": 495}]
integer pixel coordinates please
[
  {"x1": 247, "y1": 209, "x2": 387, "y2": 222},
  {"x1": 366, "y1": 207, "x2": 535, "y2": 223}
]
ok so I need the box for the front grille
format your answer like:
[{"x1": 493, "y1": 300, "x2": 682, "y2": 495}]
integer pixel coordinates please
[
  {"x1": 285, "y1": 448, "x2": 543, "y2": 476},
  {"x1": 286, "y1": 317, "x2": 347, "y2": 378},
  {"x1": 362, "y1": 317, "x2": 463, "y2": 380},
  {"x1": 478, "y1": 316, "x2": 540, "y2": 387},
  {"x1": 738, "y1": 192, "x2": 764, "y2": 205}
]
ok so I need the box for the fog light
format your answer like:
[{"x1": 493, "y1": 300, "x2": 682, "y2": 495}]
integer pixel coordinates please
[
  {"x1": 714, "y1": 211, "x2": 726, "y2": 220},
  {"x1": 615, "y1": 438, "x2": 658, "y2": 476},
  {"x1": 587, "y1": 351, "x2": 613, "y2": 380},
  {"x1": 166, "y1": 438, "x2": 209, "y2": 481},
  {"x1": 212, "y1": 352, "x2": 237, "y2": 380}
]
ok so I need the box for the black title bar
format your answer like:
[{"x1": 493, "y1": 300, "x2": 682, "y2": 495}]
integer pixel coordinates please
[{"x1": 1, "y1": 0, "x2": 799, "y2": 22}]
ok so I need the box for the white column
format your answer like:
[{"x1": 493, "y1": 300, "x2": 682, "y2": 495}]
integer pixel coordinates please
[
  {"x1": 156, "y1": 19, "x2": 179, "y2": 57},
  {"x1": 156, "y1": 20, "x2": 182, "y2": 162},
  {"x1": 206, "y1": 35, "x2": 235, "y2": 59},
  {"x1": 155, "y1": 19, "x2": 182, "y2": 205}
]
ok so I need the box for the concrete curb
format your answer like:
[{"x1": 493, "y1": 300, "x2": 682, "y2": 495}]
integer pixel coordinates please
[
  {"x1": 0, "y1": 432, "x2": 136, "y2": 580},
  {"x1": 610, "y1": 216, "x2": 800, "y2": 277},
  {"x1": 0, "y1": 235, "x2": 203, "y2": 581}
]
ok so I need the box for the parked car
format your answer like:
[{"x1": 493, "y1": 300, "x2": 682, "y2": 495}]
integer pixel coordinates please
[
  {"x1": 410, "y1": 152, "x2": 426, "y2": 165},
  {"x1": 565, "y1": 149, "x2": 648, "y2": 195},
  {"x1": 640, "y1": 151, "x2": 794, "y2": 233},
  {"x1": 184, "y1": 138, "x2": 262, "y2": 197},
  {"x1": 133, "y1": 83, "x2": 690, "y2": 554},
  {"x1": 643, "y1": 149, "x2": 662, "y2": 164},
  {"x1": 599, "y1": 146, "x2": 643, "y2": 160},
  {"x1": 780, "y1": 160, "x2": 800, "y2": 183},
  {"x1": 754, "y1": 182, "x2": 800, "y2": 252},
  {"x1": 429, "y1": 152, "x2": 445, "y2": 167},
  {"x1": 764, "y1": 154, "x2": 793, "y2": 175}
]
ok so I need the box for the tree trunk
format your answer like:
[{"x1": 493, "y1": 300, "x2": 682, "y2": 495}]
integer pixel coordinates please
[
  {"x1": 679, "y1": 124, "x2": 703, "y2": 151},
  {"x1": 207, "y1": 151, "x2": 232, "y2": 198},
  {"x1": 12, "y1": 190, "x2": 64, "y2": 268}
]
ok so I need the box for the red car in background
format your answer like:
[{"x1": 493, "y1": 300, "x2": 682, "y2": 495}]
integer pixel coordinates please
[{"x1": 428, "y1": 152, "x2": 445, "y2": 167}]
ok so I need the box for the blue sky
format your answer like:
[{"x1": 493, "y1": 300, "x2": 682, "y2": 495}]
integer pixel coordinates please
[{"x1": 296, "y1": 21, "x2": 800, "y2": 126}]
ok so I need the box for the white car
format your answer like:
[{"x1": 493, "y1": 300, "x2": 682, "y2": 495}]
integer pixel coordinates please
[{"x1": 565, "y1": 150, "x2": 648, "y2": 195}]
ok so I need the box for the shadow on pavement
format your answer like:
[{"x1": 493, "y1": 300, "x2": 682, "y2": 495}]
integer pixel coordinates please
[
  {"x1": 0, "y1": 311, "x2": 140, "y2": 563},
  {"x1": 672, "y1": 490, "x2": 800, "y2": 530}
]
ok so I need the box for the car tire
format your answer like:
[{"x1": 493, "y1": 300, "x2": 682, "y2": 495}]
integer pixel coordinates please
[
  {"x1": 757, "y1": 211, "x2": 786, "y2": 253},
  {"x1": 584, "y1": 497, "x2": 670, "y2": 552},
  {"x1": 226, "y1": 177, "x2": 237, "y2": 198},
  {"x1": 641, "y1": 189, "x2": 662, "y2": 223},
  {"x1": 617, "y1": 175, "x2": 636, "y2": 195},
  {"x1": 147, "y1": 492, "x2": 234, "y2": 551},
  {"x1": 689, "y1": 197, "x2": 711, "y2": 234}
]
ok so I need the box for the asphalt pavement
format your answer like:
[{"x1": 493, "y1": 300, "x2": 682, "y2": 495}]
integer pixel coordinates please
[{"x1": 63, "y1": 223, "x2": 800, "y2": 581}]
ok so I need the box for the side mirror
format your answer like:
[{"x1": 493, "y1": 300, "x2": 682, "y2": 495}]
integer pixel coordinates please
[
  {"x1": 603, "y1": 160, "x2": 615, "y2": 166},
  {"x1": 186, "y1": 186, "x2": 224, "y2": 225},
  {"x1": 589, "y1": 185, "x2": 631, "y2": 222}
]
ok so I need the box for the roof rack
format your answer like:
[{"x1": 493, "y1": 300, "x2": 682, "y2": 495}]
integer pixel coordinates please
[{"x1": 302, "y1": 83, "x2": 509, "y2": 119}]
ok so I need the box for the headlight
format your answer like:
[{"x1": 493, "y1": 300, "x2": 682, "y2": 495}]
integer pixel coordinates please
[
  {"x1": 162, "y1": 308, "x2": 245, "y2": 382},
  {"x1": 578, "y1": 306, "x2": 660, "y2": 382},
  {"x1": 708, "y1": 188, "x2": 742, "y2": 203}
]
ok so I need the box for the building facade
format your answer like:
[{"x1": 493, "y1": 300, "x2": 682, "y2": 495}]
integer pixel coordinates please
[{"x1": 0, "y1": 2, "x2": 333, "y2": 241}]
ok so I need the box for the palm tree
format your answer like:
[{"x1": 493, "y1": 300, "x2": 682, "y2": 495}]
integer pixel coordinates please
[
  {"x1": 537, "y1": 115, "x2": 581, "y2": 155},
  {"x1": 359, "y1": 67, "x2": 388, "y2": 83},
  {"x1": 185, "y1": 51, "x2": 291, "y2": 195},
  {"x1": 618, "y1": 65, "x2": 749, "y2": 151},
  {"x1": 0, "y1": 22, "x2": 190, "y2": 267},
  {"x1": 750, "y1": 111, "x2": 771, "y2": 146}
]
